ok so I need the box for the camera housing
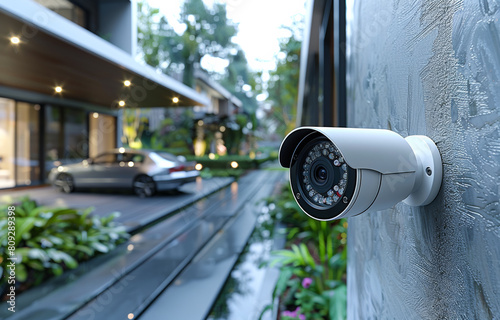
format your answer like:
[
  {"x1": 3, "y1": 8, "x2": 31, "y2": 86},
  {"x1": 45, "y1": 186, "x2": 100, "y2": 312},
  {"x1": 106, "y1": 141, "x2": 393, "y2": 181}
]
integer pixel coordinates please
[{"x1": 279, "y1": 127, "x2": 442, "y2": 221}]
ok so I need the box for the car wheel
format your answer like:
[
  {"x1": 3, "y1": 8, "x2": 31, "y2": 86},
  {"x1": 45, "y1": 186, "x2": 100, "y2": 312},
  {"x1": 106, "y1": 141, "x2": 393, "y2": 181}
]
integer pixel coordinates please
[
  {"x1": 133, "y1": 175, "x2": 156, "y2": 197},
  {"x1": 55, "y1": 173, "x2": 75, "y2": 193}
]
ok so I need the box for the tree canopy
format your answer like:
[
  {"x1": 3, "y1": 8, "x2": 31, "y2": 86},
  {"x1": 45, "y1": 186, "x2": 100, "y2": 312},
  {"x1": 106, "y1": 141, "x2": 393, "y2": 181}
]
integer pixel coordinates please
[
  {"x1": 265, "y1": 24, "x2": 302, "y2": 136},
  {"x1": 137, "y1": 0, "x2": 259, "y2": 114}
]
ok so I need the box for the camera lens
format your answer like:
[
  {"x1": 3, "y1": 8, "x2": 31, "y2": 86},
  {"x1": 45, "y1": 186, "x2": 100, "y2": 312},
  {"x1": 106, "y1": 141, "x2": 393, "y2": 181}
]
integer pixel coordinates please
[
  {"x1": 314, "y1": 166, "x2": 328, "y2": 184},
  {"x1": 288, "y1": 133, "x2": 357, "y2": 220}
]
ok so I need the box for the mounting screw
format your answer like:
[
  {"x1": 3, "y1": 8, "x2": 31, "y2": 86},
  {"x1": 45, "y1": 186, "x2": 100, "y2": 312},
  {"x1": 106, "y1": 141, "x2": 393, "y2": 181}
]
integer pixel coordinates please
[
  {"x1": 426, "y1": 167, "x2": 432, "y2": 176},
  {"x1": 343, "y1": 196, "x2": 349, "y2": 204},
  {"x1": 296, "y1": 193, "x2": 301, "y2": 199}
]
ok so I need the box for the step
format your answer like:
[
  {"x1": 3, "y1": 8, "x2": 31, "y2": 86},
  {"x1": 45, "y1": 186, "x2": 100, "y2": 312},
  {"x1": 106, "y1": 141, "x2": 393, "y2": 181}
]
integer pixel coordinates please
[
  {"x1": 206, "y1": 222, "x2": 287, "y2": 320},
  {"x1": 137, "y1": 170, "x2": 286, "y2": 320},
  {"x1": 65, "y1": 171, "x2": 274, "y2": 320}
]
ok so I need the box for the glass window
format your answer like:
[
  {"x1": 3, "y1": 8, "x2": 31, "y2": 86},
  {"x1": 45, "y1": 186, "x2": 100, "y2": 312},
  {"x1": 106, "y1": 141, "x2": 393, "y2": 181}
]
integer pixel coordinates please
[
  {"x1": 33, "y1": 0, "x2": 87, "y2": 29},
  {"x1": 89, "y1": 113, "x2": 116, "y2": 158},
  {"x1": 0, "y1": 98, "x2": 15, "y2": 189},
  {"x1": 122, "y1": 153, "x2": 145, "y2": 163},
  {"x1": 65, "y1": 108, "x2": 88, "y2": 161},
  {"x1": 93, "y1": 153, "x2": 116, "y2": 164},
  {"x1": 16, "y1": 102, "x2": 41, "y2": 186},
  {"x1": 45, "y1": 106, "x2": 88, "y2": 168},
  {"x1": 156, "y1": 152, "x2": 179, "y2": 162},
  {"x1": 45, "y1": 105, "x2": 64, "y2": 175}
]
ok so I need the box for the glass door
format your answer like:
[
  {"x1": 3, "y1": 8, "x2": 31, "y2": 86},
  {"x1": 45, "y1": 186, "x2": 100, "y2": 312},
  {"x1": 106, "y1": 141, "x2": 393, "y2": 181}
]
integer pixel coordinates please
[
  {"x1": 0, "y1": 98, "x2": 15, "y2": 188},
  {"x1": 16, "y1": 102, "x2": 41, "y2": 186},
  {"x1": 89, "y1": 112, "x2": 116, "y2": 158}
]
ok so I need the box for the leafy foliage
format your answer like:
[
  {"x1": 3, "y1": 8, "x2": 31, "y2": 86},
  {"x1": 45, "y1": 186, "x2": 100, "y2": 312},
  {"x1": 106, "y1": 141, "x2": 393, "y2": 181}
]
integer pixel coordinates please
[
  {"x1": 137, "y1": 1, "x2": 174, "y2": 69},
  {"x1": 137, "y1": 0, "x2": 238, "y2": 86},
  {"x1": 123, "y1": 108, "x2": 149, "y2": 149},
  {"x1": 136, "y1": 1, "x2": 259, "y2": 154},
  {"x1": 218, "y1": 49, "x2": 262, "y2": 114},
  {"x1": 0, "y1": 198, "x2": 129, "y2": 298},
  {"x1": 186, "y1": 154, "x2": 271, "y2": 170},
  {"x1": 265, "y1": 22, "x2": 303, "y2": 137},
  {"x1": 262, "y1": 184, "x2": 347, "y2": 320},
  {"x1": 150, "y1": 109, "x2": 195, "y2": 154}
]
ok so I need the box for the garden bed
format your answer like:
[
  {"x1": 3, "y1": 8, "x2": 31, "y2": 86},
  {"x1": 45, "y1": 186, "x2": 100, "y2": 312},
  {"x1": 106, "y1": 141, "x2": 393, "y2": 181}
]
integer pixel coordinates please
[
  {"x1": 262, "y1": 183, "x2": 347, "y2": 320},
  {"x1": 0, "y1": 197, "x2": 129, "y2": 301}
]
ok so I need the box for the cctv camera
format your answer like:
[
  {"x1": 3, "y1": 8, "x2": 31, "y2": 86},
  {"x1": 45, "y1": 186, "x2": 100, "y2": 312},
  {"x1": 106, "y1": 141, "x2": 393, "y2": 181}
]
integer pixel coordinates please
[{"x1": 279, "y1": 127, "x2": 442, "y2": 221}]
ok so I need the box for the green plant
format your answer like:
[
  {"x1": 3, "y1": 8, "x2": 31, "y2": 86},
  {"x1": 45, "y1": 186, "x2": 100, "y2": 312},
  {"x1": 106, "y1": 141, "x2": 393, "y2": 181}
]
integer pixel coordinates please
[
  {"x1": 199, "y1": 168, "x2": 245, "y2": 179},
  {"x1": 0, "y1": 197, "x2": 129, "y2": 299},
  {"x1": 271, "y1": 245, "x2": 347, "y2": 320},
  {"x1": 149, "y1": 110, "x2": 195, "y2": 154},
  {"x1": 261, "y1": 183, "x2": 348, "y2": 320}
]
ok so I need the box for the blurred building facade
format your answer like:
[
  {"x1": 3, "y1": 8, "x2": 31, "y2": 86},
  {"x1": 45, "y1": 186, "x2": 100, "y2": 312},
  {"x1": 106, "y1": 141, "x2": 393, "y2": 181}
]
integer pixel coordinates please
[
  {"x1": 0, "y1": 0, "x2": 207, "y2": 189},
  {"x1": 193, "y1": 70, "x2": 243, "y2": 155},
  {"x1": 194, "y1": 70, "x2": 242, "y2": 121},
  {"x1": 300, "y1": 0, "x2": 500, "y2": 318},
  {"x1": 297, "y1": 0, "x2": 346, "y2": 127}
]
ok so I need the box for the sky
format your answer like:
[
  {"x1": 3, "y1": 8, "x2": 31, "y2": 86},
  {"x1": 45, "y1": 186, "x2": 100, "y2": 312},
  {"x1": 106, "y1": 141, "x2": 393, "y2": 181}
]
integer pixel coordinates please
[{"x1": 146, "y1": 0, "x2": 307, "y2": 73}]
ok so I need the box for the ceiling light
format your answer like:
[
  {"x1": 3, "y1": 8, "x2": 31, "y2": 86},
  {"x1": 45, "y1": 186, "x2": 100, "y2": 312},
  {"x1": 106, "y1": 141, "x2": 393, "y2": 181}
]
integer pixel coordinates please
[
  {"x1": 10, "y1": 36, "x2": 20, "y2": 44},
  {"x1": 55, "y1": 86, "x2": 63, "y2": 93},
  {"x1": 172, "y1": 97, "x2": 179, "y2": 103},
  {"x1": 118, "y1": 100, "x2": 125, "y2": 107},
  {"x1": 124, "y1": 80, "x2": 131, "y2": 87},
  {"x1": 92, "y1": 112, "x2": 99, "y2": 119}
]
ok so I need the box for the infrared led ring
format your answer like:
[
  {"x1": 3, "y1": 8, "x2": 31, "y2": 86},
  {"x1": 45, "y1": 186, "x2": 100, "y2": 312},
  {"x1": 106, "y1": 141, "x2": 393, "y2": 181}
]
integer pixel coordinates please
[{"x1": 289, "y1": 133, "x2": 357, "y2": 220}]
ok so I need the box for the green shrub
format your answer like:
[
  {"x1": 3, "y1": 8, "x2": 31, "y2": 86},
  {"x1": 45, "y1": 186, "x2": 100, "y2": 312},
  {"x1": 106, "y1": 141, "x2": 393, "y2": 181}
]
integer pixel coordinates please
[
  {"x1": 199, "y1": 168, "x2": 246, "y2": 179},
  {"x1": 0, "y1": 197, "x2": 129, "y2": 299},
  {"x1": 185, "y1": 154, "x2": 272, "y2": 170}
]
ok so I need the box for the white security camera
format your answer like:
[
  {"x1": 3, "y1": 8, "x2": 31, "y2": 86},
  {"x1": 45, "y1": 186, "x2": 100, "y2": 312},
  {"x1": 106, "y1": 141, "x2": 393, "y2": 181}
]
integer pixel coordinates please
[{"x1": 279, "y1": 127, "x2": 442, "y2": 221}]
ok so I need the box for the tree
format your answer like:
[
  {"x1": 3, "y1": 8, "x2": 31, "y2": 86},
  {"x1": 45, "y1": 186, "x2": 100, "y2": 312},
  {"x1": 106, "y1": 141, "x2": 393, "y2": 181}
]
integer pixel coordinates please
[
  {"x1": 159, "y1": 0, "x2": 239, "y2": 86},
  {"x1": 219, "y1": 48, "x2": 261, "y2": 114},
  {"x1": 136, "y1": 0, "x2": 260, "y2": 154},
  {"x1": 265, "y1": 23, "x2": 302, "y2": 137},
  {"x1": 137, "y1": 1, "x2": 175, "y2": 70}
]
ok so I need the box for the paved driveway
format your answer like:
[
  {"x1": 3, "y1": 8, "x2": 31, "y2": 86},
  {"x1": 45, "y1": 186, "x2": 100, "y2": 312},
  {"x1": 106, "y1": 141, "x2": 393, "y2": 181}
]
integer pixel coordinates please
[{"x1": 0, "y1": 177, "x2": 234, "y2": 232}]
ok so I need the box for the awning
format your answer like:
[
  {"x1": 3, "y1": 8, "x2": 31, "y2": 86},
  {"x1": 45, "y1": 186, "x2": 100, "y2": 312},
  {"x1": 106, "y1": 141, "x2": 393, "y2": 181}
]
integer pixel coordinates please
[{"x1": 0, "y1": 1, "x2": 209, "y2": 109}]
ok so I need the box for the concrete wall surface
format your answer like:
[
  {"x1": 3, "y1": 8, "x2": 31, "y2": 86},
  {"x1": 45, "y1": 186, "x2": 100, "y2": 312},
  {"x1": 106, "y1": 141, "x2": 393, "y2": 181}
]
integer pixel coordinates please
[{"x1": 346, "y1": 0, "x2": 500, "y2": 318}]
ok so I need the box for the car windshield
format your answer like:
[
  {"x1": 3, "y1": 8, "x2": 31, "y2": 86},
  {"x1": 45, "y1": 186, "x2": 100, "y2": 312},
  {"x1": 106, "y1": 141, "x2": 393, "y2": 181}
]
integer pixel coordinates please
[
  {"x1": 155, "y1": 152, "x2": 180, "y2": 162},
  {"x1": 122, "y1": 153, "x2": 145, "y2": 163},
  {"x1": 148, "y1": 152, "x2": 177, "y2": 167},
  {"x1": 93, "y1": 153, "x2": 116, "y2": 164}
]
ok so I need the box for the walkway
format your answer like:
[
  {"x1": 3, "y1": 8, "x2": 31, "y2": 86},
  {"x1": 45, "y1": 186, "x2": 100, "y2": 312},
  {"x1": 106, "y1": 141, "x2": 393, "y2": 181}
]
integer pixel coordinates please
[
  {"x1": 0, "y1": 177, "x2": 233, "y2": 233},
  {"x1": 0, "y1": 168, "x2": 288, "y2": 320}
]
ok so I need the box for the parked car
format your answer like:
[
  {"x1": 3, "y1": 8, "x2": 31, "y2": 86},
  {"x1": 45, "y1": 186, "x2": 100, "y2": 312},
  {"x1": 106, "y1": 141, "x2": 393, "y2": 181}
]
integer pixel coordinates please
[{"x1": 48, "y1": 149, "x2": 200, "y2": 197}]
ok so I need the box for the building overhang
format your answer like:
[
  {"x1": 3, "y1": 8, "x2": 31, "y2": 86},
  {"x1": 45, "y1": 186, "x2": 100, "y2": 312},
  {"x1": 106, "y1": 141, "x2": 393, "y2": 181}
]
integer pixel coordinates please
[
  {"x1": 194, "y1": 70, "x2": 243, "y2": 109},
  {"x1": 0, "y1": 1, "x2": 209, "y2": 109}
]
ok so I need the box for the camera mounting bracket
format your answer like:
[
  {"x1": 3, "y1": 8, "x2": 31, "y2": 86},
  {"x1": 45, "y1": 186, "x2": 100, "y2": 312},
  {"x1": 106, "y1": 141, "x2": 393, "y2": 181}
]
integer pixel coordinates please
[{"x1": 403, "y1": 135, "x2": 443, "y2": 207}]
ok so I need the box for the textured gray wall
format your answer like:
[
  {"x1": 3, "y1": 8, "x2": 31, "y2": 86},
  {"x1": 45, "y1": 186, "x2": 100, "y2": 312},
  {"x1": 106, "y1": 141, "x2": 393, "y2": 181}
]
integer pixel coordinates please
[{"x1": 346, "y1": 0, "x2": 500, "y2": 319}]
